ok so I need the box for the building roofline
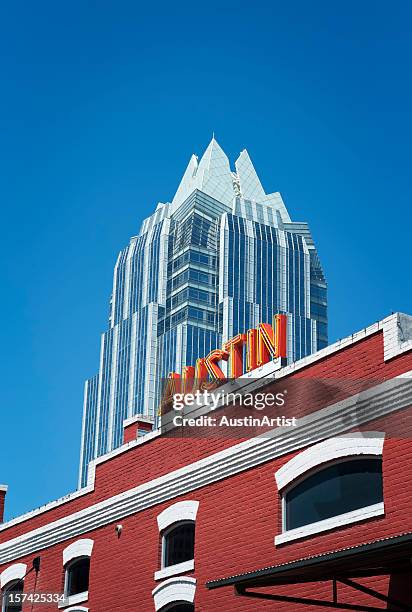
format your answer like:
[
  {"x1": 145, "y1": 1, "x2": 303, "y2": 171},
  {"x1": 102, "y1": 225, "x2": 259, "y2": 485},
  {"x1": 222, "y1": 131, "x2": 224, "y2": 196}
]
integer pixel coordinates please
[
  {"x1": 1, "y1": 371, "x2": 412, "y2": 560},
  {"x1": 123, "y1": 414, "x2": 154, "y2": 428},
  {"x1": 2, "y1": 312, "x2": 412, "y2": 531}
]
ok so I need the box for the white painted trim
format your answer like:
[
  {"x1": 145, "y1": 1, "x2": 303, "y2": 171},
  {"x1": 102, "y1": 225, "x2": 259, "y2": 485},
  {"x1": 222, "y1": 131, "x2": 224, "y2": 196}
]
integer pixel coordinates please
[
  {"x1": 152, "y1": 577, "x2": 196, "y2": 611},
  {"x1": 383, "y1": 313, "x2": 412, "y2": 360},
  {"x1": 0, "y1": 486, "x2": 8, "y2": 493},
  {"x1": 159, "y1": 319, "x2": 409, "y2": 431},
  {"x1": 275, "y1": 502, "x2": 385, "y2": 545},
  {"x1": 123, "y1": 414, "x2": 154, "y2": 428},
  {"x1": 62, "y1": 608, "x2": 88, "y2": 612},
  {"x1": 0, "y1": 373, "x2": 411, "y2": 563},
  {"x1": 63, "y1": 539, "x2": 94, "y2": 566},
  {"x1": 0, "y1": 563, "x2": 26, "y2": 588},
  {"x1": 157, "y1": 501, "x2": 199, "y2": 532},
  {"x1": 1, "y1": 430, "x2": 161, "y2": 532},
  {"x1": 1, "y1": 312, "x2": 410, "y2": 533},
  {"x1": 0, "y1": 485, "x2": 94, "y2": 532},
  {"x1": 274, "y1": 432, "x2": 385, "y2": 491},
  {"x1": 154, "y1": 559, "x2": 194, "y2": 581},
  {"x1": 58, "y1": 591, "x2": 88, "y2": 609}
]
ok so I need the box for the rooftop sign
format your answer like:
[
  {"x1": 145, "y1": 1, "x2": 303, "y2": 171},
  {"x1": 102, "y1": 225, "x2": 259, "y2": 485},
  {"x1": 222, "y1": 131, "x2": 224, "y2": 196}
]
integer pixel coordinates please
[{"x1": 163, "y1": 314, "x2": 287, "y2": 405}]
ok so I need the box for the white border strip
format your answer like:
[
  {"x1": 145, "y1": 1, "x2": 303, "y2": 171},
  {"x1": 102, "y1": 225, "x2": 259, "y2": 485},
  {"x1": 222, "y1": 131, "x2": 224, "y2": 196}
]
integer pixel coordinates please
[
  {"x1": 154, "y1": 559, "x2": 194, "y2": 581},
  {"x1": 275, "y1": 502, "x2": 384, "y2": 545},
  {"x1": 2, "y1": 312, "x2": 408, "y2": 532},
  {"x1": 1, "y1": 562, "x2": 27, "y2": 588},
  {"x1": 0, "y1": 374, "x2": 411, "y2": 563},
  {"x1": 157, "y1": 501, "x2": 199, "y2": 532},
  {"x1": 63, "y1": 538, "x2": 94, "y2": 566},
  {"x1": 152, "y1": 576, "x2": 196, "y2": 611}
]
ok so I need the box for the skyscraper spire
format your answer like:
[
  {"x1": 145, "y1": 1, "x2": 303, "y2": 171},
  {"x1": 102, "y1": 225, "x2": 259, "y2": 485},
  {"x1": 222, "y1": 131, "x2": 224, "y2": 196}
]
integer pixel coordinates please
[
  {"x1": 171, "y1": 154, "x2": 198, "y2": 211},
  {"x1": 235, "y1": 149, "x2": 266, "y2": 201},
  {"x1": 195, "y1": 137, "x2": 233, "y2": 205},
  {"x1": 79, "y1": 139, "x2": 327, "y2": 487},
  {"x1": 172, "y1": 137, "x2": 233, "y2": 210}
]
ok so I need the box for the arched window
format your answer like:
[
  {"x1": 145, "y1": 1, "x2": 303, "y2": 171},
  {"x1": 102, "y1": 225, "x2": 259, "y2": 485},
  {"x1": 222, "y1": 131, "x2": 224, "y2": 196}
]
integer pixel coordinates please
[
  {"x1": 65, "y1": 558, "x2": 90, "y2": 598},
  {"x1": 155, "y1": 501, "x2": 198, "y2": 581},
  {"x1": 285, "y1": 457, "x2": 383, "y2": 531},
  {"x1": 152, "y1": 577, "x2": 196, "y2": 611},
  {"x1": 274, "y1": 434, "x2": 385, "y2": 544},
  {"x1": 163, "y1": 522, "x2": 195, "y2": 568},
  {"x1": 1, "y1": 564, "x2": 27, "y2": 612},
  {"x1": 62, "y1": 539, "x2": 93, "y2": 607},
  {"x1": 2, "y1": 580, "x2": 23, "y2": 612}
]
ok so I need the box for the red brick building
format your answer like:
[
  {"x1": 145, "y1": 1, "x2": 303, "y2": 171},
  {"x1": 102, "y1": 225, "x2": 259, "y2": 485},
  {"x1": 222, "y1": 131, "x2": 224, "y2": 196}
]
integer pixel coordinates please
[{"x1": 2, "y1": 312, "x2": 412, "y2": 612}]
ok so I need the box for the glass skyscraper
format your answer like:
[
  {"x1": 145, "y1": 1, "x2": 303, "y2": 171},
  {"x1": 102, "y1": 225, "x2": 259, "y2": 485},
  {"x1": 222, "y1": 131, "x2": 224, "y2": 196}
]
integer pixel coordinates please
[{"x1": 79, "y1": 138, "x2": 327, "y2": 486}]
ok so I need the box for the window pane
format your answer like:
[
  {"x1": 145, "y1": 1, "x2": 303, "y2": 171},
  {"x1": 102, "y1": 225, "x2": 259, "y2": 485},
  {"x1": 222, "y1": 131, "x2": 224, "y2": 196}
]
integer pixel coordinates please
[
  {"x1": 163, "y1": 605, "x2": 194, "y2": 612},
  {"x1": 3, "y1": 581, "x2": 23, "y2": 612},
  {"x1": 285, "y1": 458, "x2": 383, "y2": 530},
  {"x1": 164, "y1": 523, "x2": 195, "y2": 567},
  {"x1": 67, "y1": 558, "x2": 90, "y2": 596}
]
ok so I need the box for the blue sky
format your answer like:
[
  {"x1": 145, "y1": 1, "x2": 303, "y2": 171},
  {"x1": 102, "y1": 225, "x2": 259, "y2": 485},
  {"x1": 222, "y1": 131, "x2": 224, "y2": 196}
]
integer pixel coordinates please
[{"x1": 1, "y1": 1, "x2": 411, "y2": 520}]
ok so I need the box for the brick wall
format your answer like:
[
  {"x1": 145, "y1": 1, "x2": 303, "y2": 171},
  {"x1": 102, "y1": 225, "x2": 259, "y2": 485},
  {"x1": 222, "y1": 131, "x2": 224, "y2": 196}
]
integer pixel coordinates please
[{"x1": 1, "y1": 328, "x2": 412, "y2": 611}]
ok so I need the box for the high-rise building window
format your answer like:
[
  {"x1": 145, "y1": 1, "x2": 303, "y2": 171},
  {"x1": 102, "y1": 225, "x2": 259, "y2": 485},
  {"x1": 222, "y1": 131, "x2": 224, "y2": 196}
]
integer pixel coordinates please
[{"x1": 79, "y1": 139, "x2": 328, "y2": 488}]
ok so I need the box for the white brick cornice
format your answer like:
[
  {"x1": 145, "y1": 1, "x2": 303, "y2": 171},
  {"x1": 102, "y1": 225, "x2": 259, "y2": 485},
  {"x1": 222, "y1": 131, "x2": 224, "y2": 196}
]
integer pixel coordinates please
[
  {"x1": 0, "y1": 372, "x2": 411, "y2": 563},
  {"x1": 2, "y1": 312, "x2": 412, "y2": 535}
]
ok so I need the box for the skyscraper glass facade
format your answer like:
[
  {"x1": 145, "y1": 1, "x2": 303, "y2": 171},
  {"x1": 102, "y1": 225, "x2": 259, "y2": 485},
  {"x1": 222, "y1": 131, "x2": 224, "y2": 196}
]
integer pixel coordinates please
[{"x1": 79, "y1": 139, "x2": 327, "y2": 487}]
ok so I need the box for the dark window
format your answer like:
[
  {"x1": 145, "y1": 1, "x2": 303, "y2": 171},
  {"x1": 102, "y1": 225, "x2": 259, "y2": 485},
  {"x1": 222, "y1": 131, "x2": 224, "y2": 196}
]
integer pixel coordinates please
[
  {"x1": 285, "y1": 458, "x2": 383, "y2": 531},
  {"x1": 163, "y1": 522, "x2": 195, "y2": 567},
  {"x1": 2, "y1": 581, "x2": 23, "y2": 612},
  {"x1": 66, "y1": 558, "x2": 90, "y2": 597},
  {"x1": 162, "y1": 604, "x2": 194, "y2": 612}
]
